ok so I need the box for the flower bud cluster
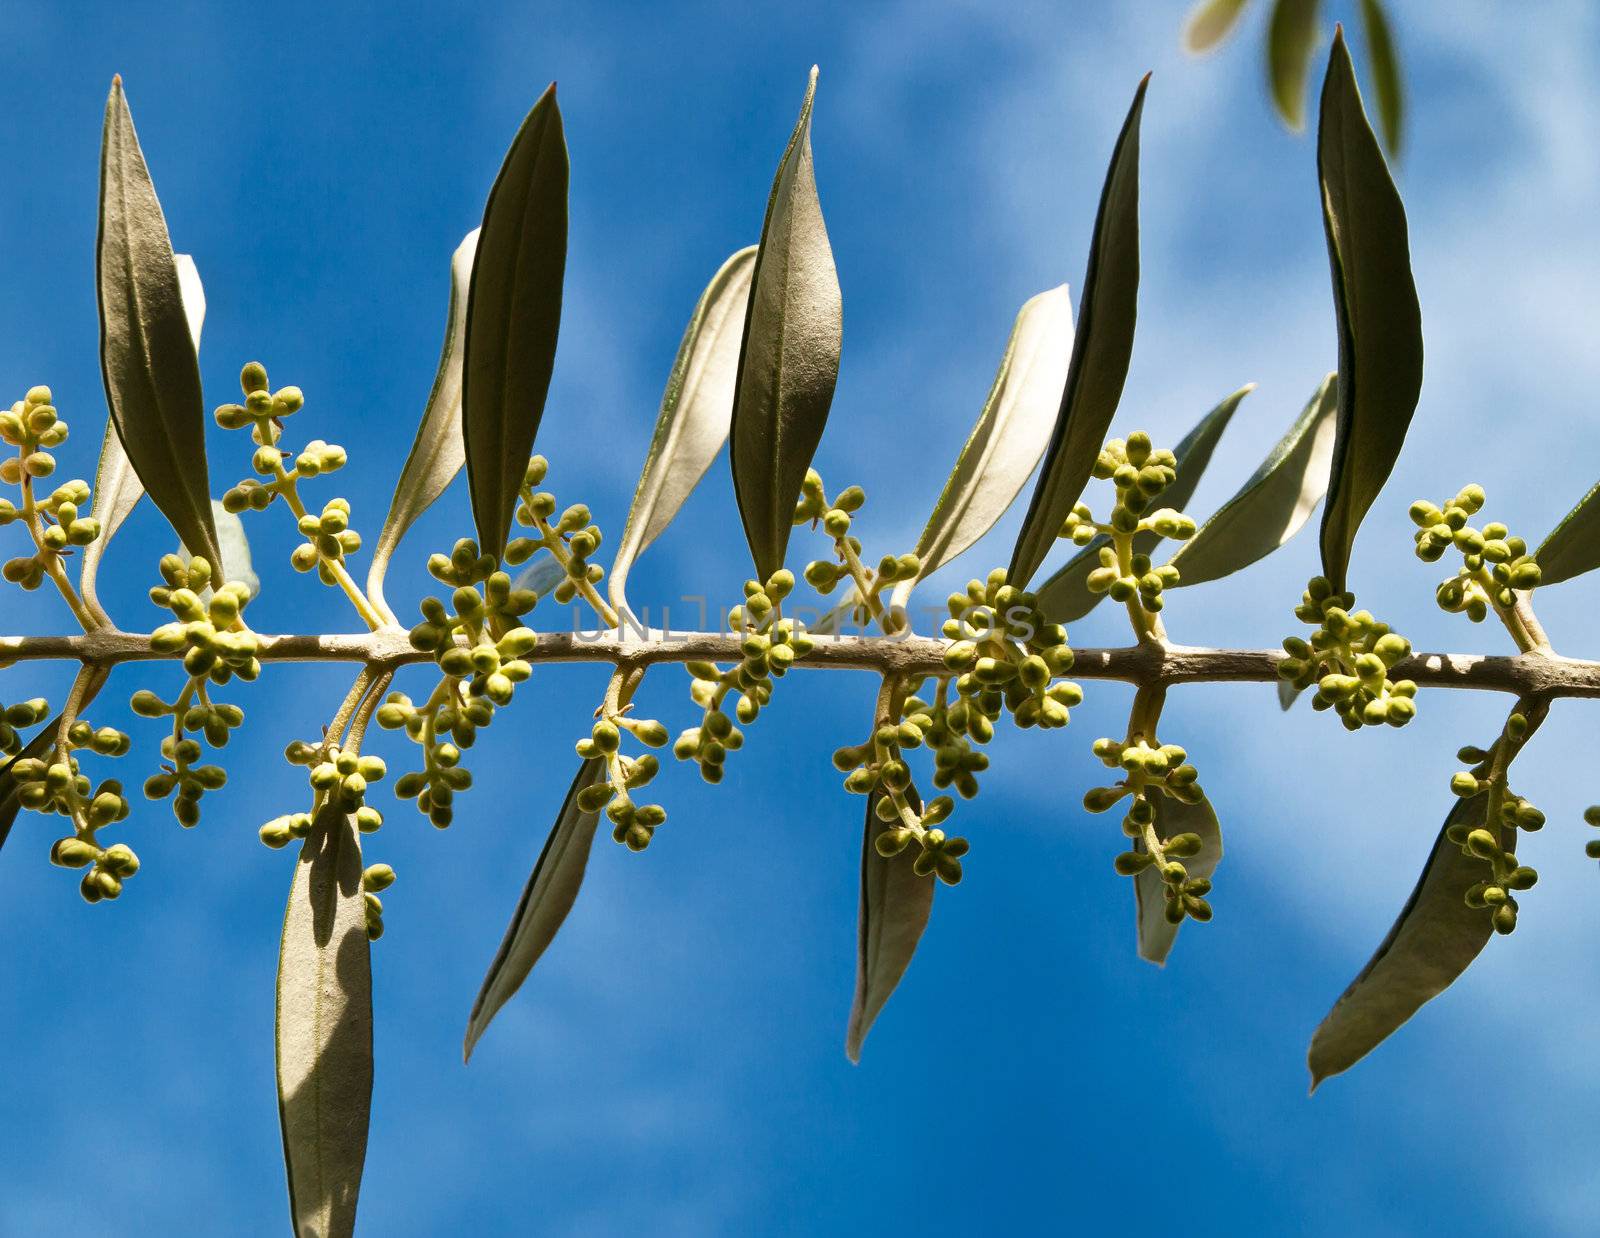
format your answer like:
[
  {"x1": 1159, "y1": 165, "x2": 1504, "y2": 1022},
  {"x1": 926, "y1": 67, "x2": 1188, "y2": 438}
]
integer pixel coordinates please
[
  {"x1": 834, "y1": 724, "x2": 967, "y2": 884},
  {"x1": 674, "y1": 571, "x2": 811, "y2": 783},
  {"x1": 362, "y1": 863, "x2": 395, "y2": 940},
  {"x1": 133, "y1": 687, "x2": 242, "y2": 827},
  {"x1": 576, "y1": 713, "x2": 670, "y2": 851},
  {"x1": 796, "y1": 472, "x2": 919, "y2": 632},
  {"x1": 1448, "y1": 713, "x2": 1542, "y2": 935},
  {"x1": 13, "y1": 719, "x2": 136, "y2": 902},
  {"x1": 282, "y1": 741, "x2": 388, "y2": 833},
  {"x1": 148, "y1": 556, "x2": 262, "y2": 684},
  {"x1": 1, "y1": 696, "x2": 49, "y2": 756},
  {"x1": 1279, "y1": 577, "x2": 1416, "y2": 730},
  {"x1": 897, "y1": 681, "x2": 989, "y2": 799},
  {"x1": 0, "y1": 388, "x2": 101, "y2": 589},
  {"x1": 504, "y1": 457, "x2": 612, "y2": 614},
  {"x1": 1409, "y1": 486, "x2": 1540, "y2": 622},
  {"x1": 290, "y1": 498, "x2": 362, "y2": 579},
  {"x1": 939, "y1": 569, "x2": 1082, "y2": 733}
]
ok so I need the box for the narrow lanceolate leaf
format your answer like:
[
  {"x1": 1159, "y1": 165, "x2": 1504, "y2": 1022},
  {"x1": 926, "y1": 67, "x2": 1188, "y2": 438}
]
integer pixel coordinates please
[
  {"x1": 367, "y1": 230, "x2": 479, "y2": 622},
  {"x1": 1036, "y1": 383, "x2": 1251, "y2": 623},
  {"x1": 1008, "y1": 76, "x2": 1147, "y2": 589},
  {"x1": 1308, "y1": 705, "x2": 1547, "y2": 1089},
  {"x1": 1165, "y1": 373, "x2": 1338, "y2": 588},
  {"x1": 1317, "y1": 28, "x2": 1423, "y2": 593},
  {"x1": 1135, "y1": 793, "x2": 1223, "y2": 965},
  {"x1": 1267, "y1": 0, "x2": 1322, "y2": 131},
  {"x1": 277, "y1": 807, "x2": 372, "y2": 1238},
  {"x1": 887, "y1": 285, "x2": 1076, "y2": 615},
  {"x1": 1358, "y1": 0, "x2": 1404, "y2": 157},
  {"x1": 1183, "y1": 0, "x2": 1252, "y2": 52},
  {"x1": 463, "y1": 85, "x2": 568, "y2": 561},
  {"x1": 81, "y1": 253, "x2": 206, "y2": 623},
  {"x1": 97, "y1": 78, "x2": 220, "y2": 571},
  {"x1": 846, "y1": 787, "x2": 933, "y2": 1063},
  {"x1": 729, "y1": 67, "x2": 842, "y2": 583},
  {"x1": 1535, "y1": 481, "x2": 1600, "y2": 587},
  {"x1": 609, "y1": 246, "x2": 758, "y2": 617},
  {"x1": 464, "y1": 759, "x2": 606, "y2": 1062}
]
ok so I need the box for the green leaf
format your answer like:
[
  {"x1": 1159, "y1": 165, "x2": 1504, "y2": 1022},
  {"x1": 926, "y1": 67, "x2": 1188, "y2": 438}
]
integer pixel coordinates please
[
  {"x1": 464, "y1": 759, "x2": 606, "y2": 1062},
  {"x1": 889, "y1": 285, "x2": 1075, "y2": 612},
  {"x1": 1164, "y1": 373, "x2": 1338, "y2": 588},
  {"x1": 1008, "y1": 75, "x2": 1148, "y2": 589},
  {"x1": 276, "y1": 806, "x2": 372, "y2": 1238},
  {"x1": 1183, "y1": 0, "x2": 1252, "y2": 52},
  {"x1": 1267, "y1": 0, "x2": 1322, "y2": 131},
  {"x1": 1035, "y1": 383, "x2": 1251, "y2": 623},
  {"x1": 81, "y1": 252, "x2": 206, "y2": 624},
  {"x1": 1535, "y1": 480, "x2": 1600, "y2": 587},
  {"x1": 610, "y1": 246, "x2": 759, "y2": 618},
  {"x1": 1308, "y1": 709, "x2": 1546, "y2": 1089},
  {"x1": 1358, "y1": 0, "x2": 1404, "y2": 157},
  {"x1": 1135, "y1": 792, "x2": 1223, "y2": 965},
  {"x1": 96, "y1": 77, "x2": 220, "y2": 572},
  {"x1": 846, "y1": 787, "x2": 934, "y2": 1063},
  {"x1": 463, "y1": 84, "x2": 568, "y2": 561},
  {"x1": 729, "y1": 67, "x2": 842, "y2": 583},
  {"x1": 367, "y1": 229, "x2": 479, "y2": 623},
  {"x1": 1277, "y1": 677, "x2": 1304, "y2": 710},
  {"x1": 1317, "y1": 27, "x2": 1423, "y2": 592}
]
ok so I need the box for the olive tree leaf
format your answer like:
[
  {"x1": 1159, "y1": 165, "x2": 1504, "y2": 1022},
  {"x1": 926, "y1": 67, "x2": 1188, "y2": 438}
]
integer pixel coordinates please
[
  {"x1": 1267, "y1": 0, "x2": 1322, "y2": 131},
  {"x1": 81, "y1": 252, "x2": 206, "y2": 624},
  {"x1": 846, "y1": 786, "x2": 934, "y2": 1063},
  {"x1": 511, "y1": 552, "x2": 569, "y2": 602},
  {"x1": 1164, "y1": 373, "x2": 1338, "y2": 588},
  {"x1": 1317, "y1": 27, "x2": 1423, "y2": 593},
  {"x1": 178, "y1": 501, "x2": 259, "y2": 599},
  {"x1": 886, "y1": 285, "x2": 1076, "y2": 615},
  {"x1": 1277, "y1": 678, "x2": 1304, "y2": 710},
  {"x1": 609, "y1": 246, "x2": 758, "y2": 619},
  {"x1": 1135, "y1": 793, "x2": 1223, "y2": 965},
  {"x1": 1533, "y1": 481, "x2": 1600, "y2": 587},
  {"x1": 1183, "y1": 0, "x2": 1252, "y2": 53},
  {"x1": 464, "y1": 759, "x2": 606, "y2": 1062},
  {"x1": 276, "y1": 805, "x2": 372, "y2": 1238},
  {"x1": 463, "y1": 84, "x2": 567, "y2": 561},
  {"x1": 1358, "y1": 0, "x2": 1404, "y2": 157},
  {"x1": 97, "y1": 77, "x2": 221, "y2": 572},
  {"x1": 366, "y1": 229, "x2": 479, "y2": 624},
  {"x1": 1035, "y1": 382, "x2": 1252, "y2": 623},
  {"x1": 729, "y1": 66, "x2": 843, "y2": 583},
  {"x1": 1008, "y1": 75, "x2": 1147, "y2": 589}
]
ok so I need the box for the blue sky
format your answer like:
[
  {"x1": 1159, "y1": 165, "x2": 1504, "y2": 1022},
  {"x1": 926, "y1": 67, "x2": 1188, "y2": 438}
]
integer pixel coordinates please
[{"x1": 3, "y1": 1, "x2": 1600, "y2": 1234}]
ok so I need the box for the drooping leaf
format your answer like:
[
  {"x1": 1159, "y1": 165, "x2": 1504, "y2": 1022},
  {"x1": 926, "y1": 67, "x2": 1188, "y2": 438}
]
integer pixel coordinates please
[
  {"x1": 1183, "y1": 0, "x2": 1252, "y2": 52},
  {"x1": 463, "y1": 85, "x2": 568, "y2": 561},
  {"x1": 1358, "y1": 0, "x2": 1404, "y2": 157},
  {"x1": 81, "y1": 252, "x2": 206, "y2": 623},
  {"x1": 846, "y1": 787, "x2": 933, "y2": 1063},
  {"x1": 888, "y1": 285, "x2": 1076, "y2": 614},
  {"x1": 277, "y1": 806, "x2": 372, "y2": 1238},
  {"x1": 97, "y1": 77, "x2": 220, "y2": 571},
  {"x1": 1317, "y1": 28, "x2": 1423, "y2": 592},
  {"x1": 1008, "y1": 76, "x2": 1148, "y2": 589},
  {"x1": 1533, "y1": 481, "x2": 1600, "y2": 587},
  {"x1": 1035, "y1": 383, "x2": 1252, "y2": 623},
  {"x1": 1267, "y1": 0, "x2": 1322, "y2": 131},
  {"x1": 464, "y1": 759, "x2": 606, "y2": 1062},
  {"x1": 1165, "y1": 373, "x2": 1338, "y2": 588},
  {"x1": 729, "y1": 67, "x2": 843, "y2": 583},
  {"x1": 609, "y1": 246, "x2": 758, "y2": 618},
  {"x1": 367, "y1": 230, "x2": 479, "y2": 623},
  {"x1": 1135, "y1": 792, "x2": 1223, "y2": 965}
]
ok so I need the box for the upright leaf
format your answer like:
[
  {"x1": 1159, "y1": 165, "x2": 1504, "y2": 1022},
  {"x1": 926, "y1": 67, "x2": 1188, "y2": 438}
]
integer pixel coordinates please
[
  {"x1": 463, "y1": 85, "x2": 568, "y2": 560},
  {"x1": 1008, "y1": 76, "x2": 1147, "y2": 589},
  {"x1": 609, "y1": 246, "x2": 758, "y2": 618},
  {"x1": 81, "y1": 253, "x2": 206, "y2": 623},
  {"x1": 1267, "y1": 0, "x2": 1322, "y2": 131},
  {"x1": 1317, "y1": 28, "x2": 1423, "y2": 592},
  {"x1": 729, "y1": 67, "x2": 842, "y2": 583},
  {"x1": 1535, "y1": 481, "x2": 1600, "y2": 587},
  {"x1": 1358, "y1": 0, "x2": 1404, "y2": 157},
  {"x1": 97, "y1": 77, "x2": 220, "y2": 570},
  {"x1": 1164, "y1": 373, "x2": 1338, "y2": 587},
  {"x1": 464, "y1": 759, "x2": 606, "y2": 1062},
  {"x1": 1184, "y1": 0, "x2": 1252, "y2": 52},
  {"x1": 1035, "y1": 383, "x2": 1251, "y2": 623},
  {"x1": 277, "y1": 807, "x2": 372, "y2": 1238},
  {"x1": 846, "y1": 787, "x2": 934, "y2": 1063},
  {"x1": 1135, "y1": 793, "x2": 1223, "y2": 965},
  {"x1": 888, "y1": 285, "x2": 1075, "y2": 614},
  {"x1": 367, "y1": 230, "x2": 479, "y2": 623}
]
